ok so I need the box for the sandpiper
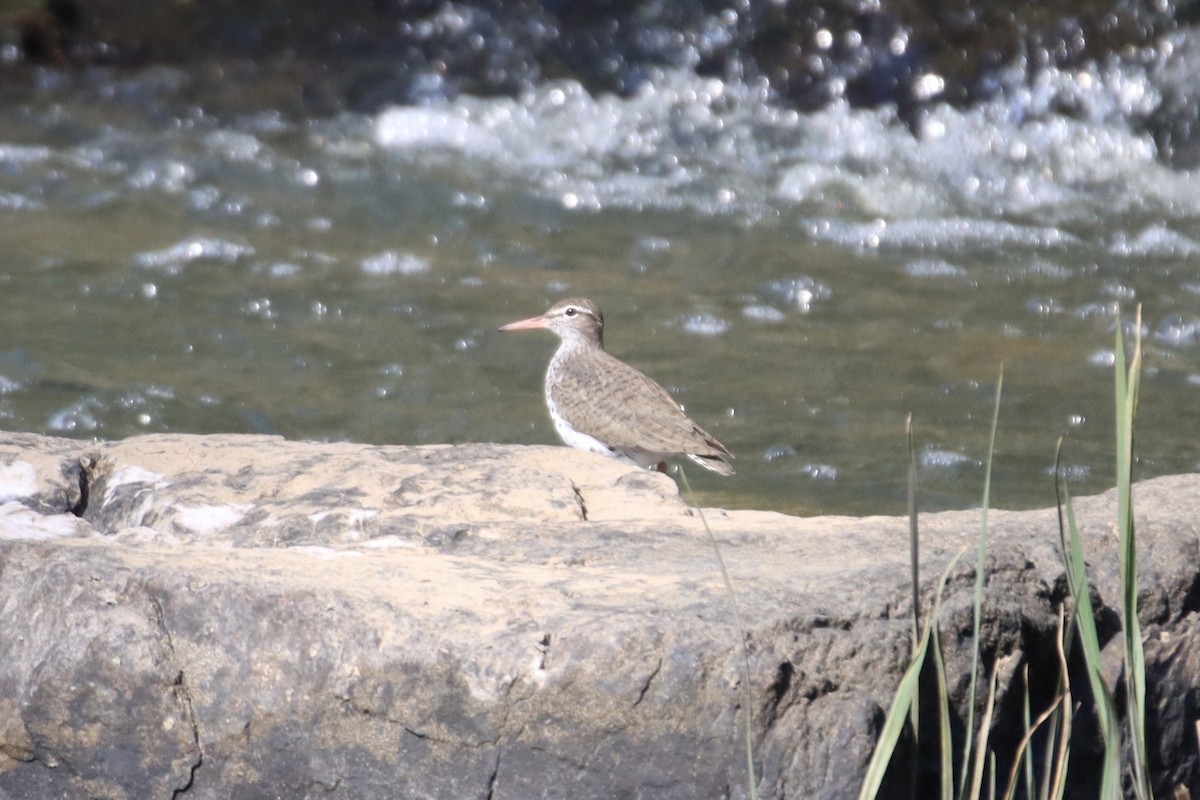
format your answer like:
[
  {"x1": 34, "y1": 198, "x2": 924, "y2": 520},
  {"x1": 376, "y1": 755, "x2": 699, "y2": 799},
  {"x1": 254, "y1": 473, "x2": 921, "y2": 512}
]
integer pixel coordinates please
[{"x1": 499, "y1": 297, "x2": 734, "y2": 475}]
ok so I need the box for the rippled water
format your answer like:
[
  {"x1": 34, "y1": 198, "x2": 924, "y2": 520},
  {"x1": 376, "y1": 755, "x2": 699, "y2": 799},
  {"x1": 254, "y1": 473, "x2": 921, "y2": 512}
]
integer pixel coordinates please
[{"x1": 2, "y1": 58, "x2": 1199, "y2": 516}]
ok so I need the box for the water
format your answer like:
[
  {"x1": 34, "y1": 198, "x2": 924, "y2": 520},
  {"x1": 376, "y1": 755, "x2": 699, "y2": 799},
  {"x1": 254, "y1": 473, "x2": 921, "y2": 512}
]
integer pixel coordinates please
[{"x1": 1, "y1": 57, "x2": 1199, "y2": 517}]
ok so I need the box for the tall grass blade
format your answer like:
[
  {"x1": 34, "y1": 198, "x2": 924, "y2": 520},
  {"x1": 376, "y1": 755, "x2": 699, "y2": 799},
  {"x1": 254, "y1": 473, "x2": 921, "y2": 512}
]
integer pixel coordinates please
[
  {"x1": 931, "y1": 624, "x2": 954, "y2": 800},
  {"x1": 1001, "y1": 665, "x2": 1068, "y2": 800},
  {"x1": 1001, "y1": 695, "x2": 1068, "y2": 800},
  {"x1": 858, "y1": 550, "x2": 966, "y2": 800},
  {"x1": 677, "y1": 466, "x2": 758, "y2": 800},
  {"x1": 959, "y1": 364, "x2": 1004, "y2": 800},
  {"x1": 907, "y1": 412, "x2": 920, "y2": 643},
  {"x1": 968, "y1": 658, "x2": 1001, "y2": 800},
  {"x1": 1116, "y1": 306, "x2": 1152, "y2": 800},
  {"x1": 1020, "y1": 666, "x2": 1035, "y2": 799},
  {"x1": 1054, "y1": 439, "x2": 1121, "y2": 798},
  {"x1": 905, "y1": 413, "x2": 921, "y2": 800},
  {"x1": 1046, "y1": 605, "x2": 1073, "y2": 800}
]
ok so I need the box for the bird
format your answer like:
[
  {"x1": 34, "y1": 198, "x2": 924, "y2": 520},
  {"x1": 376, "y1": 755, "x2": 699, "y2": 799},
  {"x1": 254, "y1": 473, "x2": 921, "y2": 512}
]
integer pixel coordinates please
[{"x1": 499, "y1": 297, "x2": 734, "y2": 475}]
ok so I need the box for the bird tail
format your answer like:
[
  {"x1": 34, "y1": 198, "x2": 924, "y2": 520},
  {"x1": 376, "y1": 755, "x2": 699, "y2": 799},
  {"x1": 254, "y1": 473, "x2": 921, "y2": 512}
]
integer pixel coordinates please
[{"x1": 687, "y1": 453, "x2": 734, "y2": 476}]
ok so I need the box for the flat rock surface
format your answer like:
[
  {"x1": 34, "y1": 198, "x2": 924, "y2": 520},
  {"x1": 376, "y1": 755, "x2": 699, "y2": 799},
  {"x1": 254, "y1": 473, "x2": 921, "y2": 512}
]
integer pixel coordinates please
[{"x1": 0, "y1": 433, "x2": 1196, "y2": 799}]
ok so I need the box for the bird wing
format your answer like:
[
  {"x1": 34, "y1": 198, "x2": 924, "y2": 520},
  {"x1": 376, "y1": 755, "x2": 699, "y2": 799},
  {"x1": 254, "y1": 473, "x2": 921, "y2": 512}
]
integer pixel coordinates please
[{"x1": 550, "y1": 350, "x2": 732, "y2": 460}]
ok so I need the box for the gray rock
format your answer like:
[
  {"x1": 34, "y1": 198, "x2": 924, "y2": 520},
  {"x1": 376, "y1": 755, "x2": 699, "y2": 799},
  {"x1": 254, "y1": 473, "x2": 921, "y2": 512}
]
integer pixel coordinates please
[{"x1": 0, "y1": 432, "x2": 1196, "y2": 799}]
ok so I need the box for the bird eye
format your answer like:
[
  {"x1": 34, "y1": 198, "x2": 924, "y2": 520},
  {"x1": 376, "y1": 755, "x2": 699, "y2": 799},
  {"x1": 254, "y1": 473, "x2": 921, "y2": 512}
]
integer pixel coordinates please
[{"x1": 564, "y1": 307, "x2": 577, "y2": 317}]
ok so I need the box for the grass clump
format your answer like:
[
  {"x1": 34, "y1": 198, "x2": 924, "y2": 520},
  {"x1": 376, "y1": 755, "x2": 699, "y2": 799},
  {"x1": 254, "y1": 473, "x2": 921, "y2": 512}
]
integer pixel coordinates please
[{"x1": 861, "y1": 305, "x2": 1153, "y2": 799}]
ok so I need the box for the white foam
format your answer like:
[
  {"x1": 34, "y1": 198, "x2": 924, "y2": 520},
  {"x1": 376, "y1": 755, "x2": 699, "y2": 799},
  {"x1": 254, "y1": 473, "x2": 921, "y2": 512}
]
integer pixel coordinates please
[
  {"x1": 903, "y1": 259, "x2": 967, "y2": 278},
  {"x1": 360, "y1": 251, "x2": 431, "y2": 276},
  {"x1": 134, "y1": 236, "x2": 255, "y2": 270},
  {"x1": 742, "y1": 305, "x2": 786, "y2": 323},
  {"x1": 921, "y1": 449, "x2": 974, "y2": 468},
  {"x1": 370, "y1": 64, "x2": 1200, "y2": 241},
  {"x1": 374, "y1": 105, "x2": 506, "y2": 157},
  {"x1": 1110, "y1": 225, "x2": 1200, "y2": 258},
  {"x1": 681, "y1": 313, "x2": 730, "y2": 336}
]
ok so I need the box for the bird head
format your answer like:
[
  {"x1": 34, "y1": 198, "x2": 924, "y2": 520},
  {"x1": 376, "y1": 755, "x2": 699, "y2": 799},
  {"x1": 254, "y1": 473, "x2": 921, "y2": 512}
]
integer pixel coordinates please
[{"x1": 499, "y1": 298, "x2": 605, "y2": 348}]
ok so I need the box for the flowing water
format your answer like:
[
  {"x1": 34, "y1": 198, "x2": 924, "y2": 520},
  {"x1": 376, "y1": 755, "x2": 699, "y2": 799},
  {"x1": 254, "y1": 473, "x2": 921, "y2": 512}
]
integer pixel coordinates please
[{"x1": 2, "y1": 55, "x2": 1199, "y2": 516}]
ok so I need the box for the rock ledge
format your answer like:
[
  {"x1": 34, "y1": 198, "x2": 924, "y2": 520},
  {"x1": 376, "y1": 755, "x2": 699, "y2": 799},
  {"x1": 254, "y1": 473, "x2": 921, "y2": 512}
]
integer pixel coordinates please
[{"x1": 0, "y1": 433, "x2": 1196, "y2": 799}]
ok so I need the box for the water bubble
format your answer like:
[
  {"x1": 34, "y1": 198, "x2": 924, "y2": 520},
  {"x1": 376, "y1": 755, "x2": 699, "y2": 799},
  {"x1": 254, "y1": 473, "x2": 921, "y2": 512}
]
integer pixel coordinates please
[
  {"x1": 681, "y1": 313, "x2": 730, "y2": 336},
  {"x1": 1154, "y1": 315, "x2": 1200, "y2": 347},
  {"x1": 911, "y1": 73, "x2": 945, "y2": 101},
  {"x1": 1075, "y1": 302, "x2": 1118, "y2": 319},
  {"x1": 48, "y1": 398, "x2": 102, "y2": 432},
  {"x1": 903, "y1": 259, "x2": 965, "y2": 278},
  {"x1": 742, "y1": 305, "x2": 786, "y2": 323},
  {"x1": 802, "y1": 463, "x2": 838, "y2": 480},
  {"x1": 764, "y1": 444, "x2": 796, "y2": 461},
  {"x1": 1025, "y1": 296, "x2": 1063, "y2": 317},
  {"x1": 204, "y1": 130, "x2": 264, "y2": 162},
  {"x1": 635, "y1": 236, "x2": 671, "y2": 253},
  {"x1": 134, "y1": 236, "x2": 255, "y2": 271},
  {"x1": 1110, "y1": 225, "x2": 1200, "y2": 258},
  {"x1": 268, "y1": 262, "x2": 302, "y2": 278},
  {"x1": 452, "y1": 192, "x2": 488, "y2": 209},
  {"x1": 762, "y1": 276, "x2": 831, "y2": 313},
  {"x1": 1047, "y1": 464, "x2": 1091, "y2": 481},
  {"x1": 360, "y1": 251, "x2": 431, "y2": 276},
  {"x1": 920, "y1": 448, "x2": 973, "y2": 468},
  {"x1": 245, "y1": 298, "x2": 274, "y2": 319},
  {"x1": 144, "y1": 385, "x2": 174, "y2": 400}
]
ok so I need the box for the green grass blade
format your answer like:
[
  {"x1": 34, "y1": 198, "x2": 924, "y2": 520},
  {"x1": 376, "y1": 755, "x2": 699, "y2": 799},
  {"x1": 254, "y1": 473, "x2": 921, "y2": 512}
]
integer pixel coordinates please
[
  {"x1": 1046, "y1": 604, "x2": 1073, "y2": 800},
  {"x1": 678, "y1": 467, "x2": 758, "y2": 800},
  {"x1": 858, "y1": 638, "x2": 928, "y2": 800},
  {"x1": 931, "y1": 624, "x2": 954, "y2": 800},
  {"x1": 908, "y1": 412, "x2": 920, "y2": 647},
  {"x1": 1001, "y1": 662, "x2": 1068, "y2": 800},
  {"x1": 959, "y1": 364, "x2": 1004, "y2": 800},
  {"x1": 1116, "y1": 305, "x2": 1152, "y2": 800},
  {"x1": 1021, "y1": 666, "x2": 1035, "y2": 799},
  {"x1": 906, "y1": 413, "x2": 921, "y2": 799},
  {"x1": 1036, "y1": 604, "x2": 1071, "y2": 800},
  {"x1": 1054, "y1": 446, "x2": 1121, "y2": 798},
  {"x1": 859, "y1": 550, "x2": 965, "y2": 800},
  {"x1": 968, "y1": 658, "x2": 1001, "y2": 800}
]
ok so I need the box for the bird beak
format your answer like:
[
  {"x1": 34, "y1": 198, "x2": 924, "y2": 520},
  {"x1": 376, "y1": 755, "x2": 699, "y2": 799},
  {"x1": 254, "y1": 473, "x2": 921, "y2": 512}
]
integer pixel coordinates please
[{"x1": 498, "y1": 314, "x2": 549, "y2": 332}]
